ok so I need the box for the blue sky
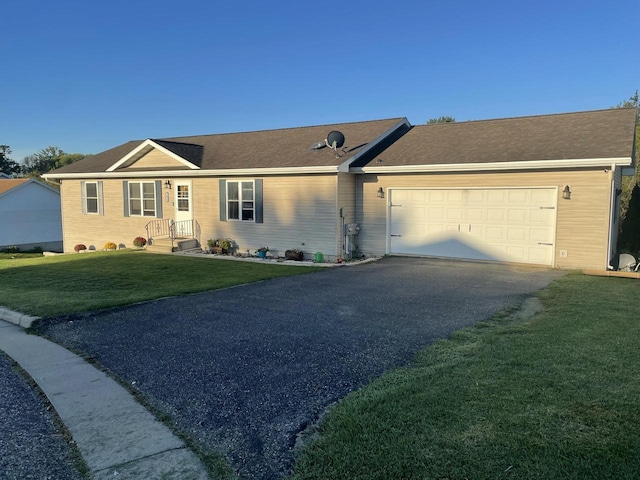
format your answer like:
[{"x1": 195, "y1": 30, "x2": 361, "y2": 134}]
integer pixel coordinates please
[{"x1": 2, "y1": 0, "x2": 638, "y2": 161}]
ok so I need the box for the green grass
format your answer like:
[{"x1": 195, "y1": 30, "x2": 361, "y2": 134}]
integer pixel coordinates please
[
  {"x1": 289, "y1": 273, "x2": 640, "y2": 480},
  {"x1": 0, "y1": 250, "x2": 319, "y2": 317}
]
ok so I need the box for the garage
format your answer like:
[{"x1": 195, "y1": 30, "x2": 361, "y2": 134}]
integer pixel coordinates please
[{"x1": 388, "y1": 187, "x2": 557, "y2": 265}]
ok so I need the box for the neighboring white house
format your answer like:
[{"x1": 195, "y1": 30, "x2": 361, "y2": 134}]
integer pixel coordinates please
[{"x1": 0, "y1": 178, "x2": 63, "y2": 251}]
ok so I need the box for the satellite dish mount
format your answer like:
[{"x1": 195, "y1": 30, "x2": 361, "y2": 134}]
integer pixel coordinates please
[{"x1": 325, "y1": 130, "x2": 345, "y2": 158}]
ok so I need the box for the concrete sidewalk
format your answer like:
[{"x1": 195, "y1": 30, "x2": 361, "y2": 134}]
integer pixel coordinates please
[{"x1": 0, "y1": 319, "x2": 210, "y2": 480}]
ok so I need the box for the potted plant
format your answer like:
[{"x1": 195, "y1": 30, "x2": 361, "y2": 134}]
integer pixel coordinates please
[
  {"x1": 208, "y1": 238, "x2": 233, "y2": 254},
  {"x1": 256, "y1": 246, "x2": 269, "y2": 259},
  {"x1": 285, "y1": 248, "x2": 303, "y2": 261},
  {"x1": 133, "y1": 236, "x2": 147, "y2": 248}
]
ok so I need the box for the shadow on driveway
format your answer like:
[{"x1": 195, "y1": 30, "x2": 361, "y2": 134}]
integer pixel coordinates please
[{"x1": 36, "y1": 257, "x2": 563, "y2": 479}]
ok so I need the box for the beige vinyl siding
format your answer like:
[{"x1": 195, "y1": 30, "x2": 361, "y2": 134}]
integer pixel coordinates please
[
  {"x1": 357, "y1": 169, "x2": 612, "y2": 270},
  {"x1": 336, "y1": 173, "x2": 356, "y2": 257},
  {"x1": 195, "y1": 174, "x2": 340, "y2": 260},
  {"x1": 126, "y1": 149, "x2": 185, "y2": 169},
  {"x1": 60, "y1": 179, "x2": 170, "y2": 252}
]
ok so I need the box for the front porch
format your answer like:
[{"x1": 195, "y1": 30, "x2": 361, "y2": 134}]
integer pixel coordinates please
[{"x1": 145, "y1": 218, "x2": 202, "y2": 253}]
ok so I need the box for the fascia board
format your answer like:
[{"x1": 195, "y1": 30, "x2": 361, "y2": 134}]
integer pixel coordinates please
[
  {"x1": 337, "y1": 118, "x2": 411, "y2": 172},
  {"x1": 356, "y1": 157, "x2": 633, "y2": 174},
  {"x1": 43, "y1": 165, "x2": 341, "y2": 180},
  {"x1": 106, "y1": 139, "x2": 200, "y2": 172}
]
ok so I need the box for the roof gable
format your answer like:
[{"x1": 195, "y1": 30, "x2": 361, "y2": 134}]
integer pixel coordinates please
[
  {"x1": 0, "y1": 178, "x2": 31, "y2": 196},
  {"x1": 106, "y1": 139, "x2": 201, "y2": 171},
  {"x1": 0, "y1": 178, "x2": 60, "y2": 199}
]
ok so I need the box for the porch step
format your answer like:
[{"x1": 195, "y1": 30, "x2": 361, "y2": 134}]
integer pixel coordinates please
[{"x1": 146, "y1": 238, "x2": 201, "y2": 254}]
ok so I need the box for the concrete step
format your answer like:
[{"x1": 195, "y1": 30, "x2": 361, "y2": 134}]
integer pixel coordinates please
[{"x1": 146, "y1": 238, "x2": 201, "y2": 254}]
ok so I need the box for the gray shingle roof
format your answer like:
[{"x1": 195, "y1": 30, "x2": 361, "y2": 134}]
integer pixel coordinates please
[
  {"x1": 48, "y1": 118, "x2": 406, "y2": 175},
  {"x1": 373, "y1": 108, "x2": 637, "y2": 167}
]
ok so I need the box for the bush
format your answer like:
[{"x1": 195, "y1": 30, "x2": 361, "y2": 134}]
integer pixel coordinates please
[
  {"x1": 2, "y1": 245, "x2": 20, "y2": 253},
  {"x1": 74, "y1": 244, "x2": 87, "y2": 252},
  {"x1": 104, "y1": 242, "x2": 117, "y2": 250},
  {"x1": 618, "y1": 184, "x2": 640, "y2": 258},
  {"x1": 133, "y1": 236, "x2": 147, "y2": 247}
]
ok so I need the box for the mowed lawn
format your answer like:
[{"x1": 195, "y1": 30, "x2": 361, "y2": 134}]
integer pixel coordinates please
[
  {"x1": 289, "y1": 274, "x2": 640, "y2": 480},
  {"x1": 0, "y1": 250, "x2": 319, "y2": 317}
]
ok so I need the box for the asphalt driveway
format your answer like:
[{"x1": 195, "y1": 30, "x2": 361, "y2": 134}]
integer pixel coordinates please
[{"x1": 36, "y1": 257, "x2": 563, "y2": 479}]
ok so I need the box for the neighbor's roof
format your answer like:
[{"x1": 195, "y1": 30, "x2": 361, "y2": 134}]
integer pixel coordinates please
[
  {"x1": 0, "y1": 178, "x2": 31, "y2": 196},
  {"x1": 47, "y1": 118, "x2": 408, "y2": 176},
  {"x1": 364, "y1": 108, "x2": 638, "y2": 171}
]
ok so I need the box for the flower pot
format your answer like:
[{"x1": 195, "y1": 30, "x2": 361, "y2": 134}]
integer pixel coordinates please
[
  {"x1": 257, "y1": 251, "x2": 267, "y2": 259},
  {"x1": 285, "y1": 250, "x2": 303, "y2": 261}
]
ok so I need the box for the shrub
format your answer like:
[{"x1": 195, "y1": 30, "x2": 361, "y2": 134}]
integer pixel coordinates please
[
  {"x1": 104, "y1": 242, "x2": 117, "y2": 250},
  {"x1": 74, "y1": 244, "x2": 87, "y2": 252},
  {"x1": 2, "y1": 245, "x2": 20, "y2": 253},
  {"x1": 133, "y1": 236, "x2": 147, "y2": 247}
]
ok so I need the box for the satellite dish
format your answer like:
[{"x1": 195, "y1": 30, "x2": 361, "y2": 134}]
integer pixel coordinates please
[
  {"x1": 326, "y1": 130, "x2": 345, "y2": 149},
  {"x1": 311, "y1": 141, "x2": 326, "y2": 150}
]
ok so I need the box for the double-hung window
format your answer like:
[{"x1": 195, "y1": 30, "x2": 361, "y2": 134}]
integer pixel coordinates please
[
  {"x1": 123, "y1": 180, "x2": 163, "y2": 218},
  {"x1": 129, "y1": 182, "x2": 156, "y2": 216},
  {"x1": 81, "y1": 181, "x2": 103, "y2": 215},
  {"x1": 227, "y1": 180, "x2": 255, "y2": 221},
  {"x1": 219, "y1": 179, "x2": 263, "y2": 223}
]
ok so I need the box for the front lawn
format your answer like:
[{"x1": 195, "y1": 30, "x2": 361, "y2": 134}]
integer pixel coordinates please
[
  {"x1": 0, "y1": 250, "x2": 319, "y2": 317},
  {"x1": 289, "y1": 274, "x2": 640, "y2": 480}
]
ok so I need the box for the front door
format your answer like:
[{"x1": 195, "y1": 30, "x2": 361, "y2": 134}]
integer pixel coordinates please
[{"x1": 174, "y1": 180, "x2": 193, "y2": 236}]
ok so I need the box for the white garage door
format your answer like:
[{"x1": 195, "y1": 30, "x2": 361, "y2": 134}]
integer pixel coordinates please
[{"x1": 388, "y1": 188, "x2": 557, "y2": 265}]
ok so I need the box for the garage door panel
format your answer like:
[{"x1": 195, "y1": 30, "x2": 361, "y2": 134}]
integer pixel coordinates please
[{"x1": 389, "y1": 188, "x2": 556, "y2": 266}]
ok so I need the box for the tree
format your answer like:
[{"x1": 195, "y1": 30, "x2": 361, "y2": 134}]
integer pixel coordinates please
[
  {"x1": 427, "y1": 116, "x2": 456, "y2": 124},
  {"x1": 615, "y1": 90, "x2": 640, "y2": 255},
  {"x1": 613, "y1": 91, "x2": 640, "y2": 221},
  {"x1": 21, "y1": 146, "x2": 85, "y2": 180},
  {"x1": 0, "y1": 145, "x2": 22, "y2": 176}
]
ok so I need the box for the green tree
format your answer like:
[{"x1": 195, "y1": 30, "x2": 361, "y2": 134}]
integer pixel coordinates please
[
  {"x1": 427, "y1": 116, "x2": 456, "y2": 124},
  {"x1": 615, "y1": 91, "x2": 640, "y2": 256},
  {"x1": 21, "y1": 146, "x2": 85, "y2": 180},
  {"x1": 615, "y1": 90, "x2": 640, "y2": 222},
  {"x1": 618, "y1": 184, "x2": 640, "y2": 257},
  {"x1": 0, "y1": 145, "x2": 22, "y2": 176}
]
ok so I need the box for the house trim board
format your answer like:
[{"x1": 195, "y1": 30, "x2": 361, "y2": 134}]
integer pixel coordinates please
[{"x1": 357, "y1": 156, "x2": 633, "y2": 174}]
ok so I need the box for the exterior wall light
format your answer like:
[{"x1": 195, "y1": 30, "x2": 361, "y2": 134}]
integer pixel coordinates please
[
  {"x1": 164, "y1": 180, "x2": 172, "y2": 189},
  {"x1": 562, "y1": 185, "x2": 571, "y2": 200},
  {"x1": 377, "y1": 187, "x2": 385, "y2": 198}
]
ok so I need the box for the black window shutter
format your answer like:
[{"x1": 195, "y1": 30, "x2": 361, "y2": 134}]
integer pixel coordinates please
[
  {"x1": 155, "y1": 180, "x2": 163, "y2": 218},
  {"x1": 123, "y1": 181, "x2": 130, "y2": 217},
  {"x1": 219, "y1": 179, "x2": 227, "y2": 221},
  {"x1": 255, "y1": 179, "x2": 263, "y2": 224}
]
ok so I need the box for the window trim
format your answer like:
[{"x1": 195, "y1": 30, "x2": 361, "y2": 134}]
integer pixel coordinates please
[
  {"x1": 123, "y1": 180, "x2": 163, "y2": 218},
  {"x1": 219, "y1": 179, "x2": 263, "y2": 223},
  {"x1": 226, "y1": 179, "x2": 255, "y2": 222},
  {"x1": 81, "y1": 180, "x2": 103, "y2": 215}
]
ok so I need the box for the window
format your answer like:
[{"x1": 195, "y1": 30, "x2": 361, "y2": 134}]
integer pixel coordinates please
[
  {"x1": 122, "y1": 180, "x2": 163, "y2": 218},
  {"x1": 129, "y1": 182, "x2": 156, "y2": 216},
  {"x1": 177, "y1": 184, "x2": 189, "y2": 211},
  {"x1": 81, "y1": 181, "x2": 103, "y2": 215},
  {"x1": 227, "y1": 180, "x2": 255, "y2": 221},
  {"x1": 219, "y1": 179, "x2": 263, "y2": 223}
]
